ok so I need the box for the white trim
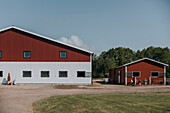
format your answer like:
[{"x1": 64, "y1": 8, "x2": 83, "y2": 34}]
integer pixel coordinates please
[
  {"x1": 124, "y1": 58, "x2": 168, "y2": 66},
  {"x1": 125, "y1": 66, "x2": 127, "y2": 85},
  {"x1": 149, "y1": 77, "x2": 151, "y2": 85},
  {"x1": 90, "y1": 54, "x2": 93, "y2": 84},
  {"x1": 134, "y1": 77, "x2": 136, "y2": 86},
  {"x1": 164, "y1": 66, "x2": 166, "y2": 85},
  {"x1": 0, "y1": 26, "x2": 93, "y2": 54}
]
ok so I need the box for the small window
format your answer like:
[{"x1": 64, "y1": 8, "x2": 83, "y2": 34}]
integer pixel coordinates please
[
  {"x1": 0, "y1": 71, "x2": 3, "y2": 77},
  {"x1": 24, "y1": 51, "x2": 31, "y2": 58},
  {"x1": 23, "y1": 71, "x2": 31, "y2": 77},
  {"x1": 127, "y1": 72, "x2": 133, "y2": 77},
  {"x1": 60, "y1": 51, "x2": 67, "y2": 58},
  {"x1": 151, "y1": 72, "x2": 159, "y2": 77},
  {"x1": 133, "y1": 72, "x2": 140, "y2": 77},
  {"x1": 59, "y1": 71, "x2": 67, "y2": 77},
  {"x1": 0, "y1": 51, "x2": 2, "y2": 58},
  {"x1": 41, "y1": 71, "x2": 49, "y2": 77},
  {"x1": 77, "y1": 71, "x2": 85, "y2": 77}
]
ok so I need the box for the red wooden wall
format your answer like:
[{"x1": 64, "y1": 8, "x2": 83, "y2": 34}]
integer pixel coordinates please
[
  {"x1": 0, "y1": 29, "x2": 90, "y2": 62},
  {"x1": 109, "y1": 69, "x2": 114, "y2": 82},
  {"x1": 127, "y1": 60, "x2": 164, "y2": 85},
  {"x1": 109, "y1": 60, "x2": 165, "y2": 85},
  {"x1": 109, "y1": 67, "x2": 125, "y2": 84}
]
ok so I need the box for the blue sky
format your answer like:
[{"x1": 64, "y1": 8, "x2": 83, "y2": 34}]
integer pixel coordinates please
[{"x1": 0, "y1": 0, "x2": 169, "y2": 54}]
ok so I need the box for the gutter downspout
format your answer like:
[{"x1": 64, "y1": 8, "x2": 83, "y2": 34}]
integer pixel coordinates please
[
  {"x1": 164, "y1": 66, "x2": 166, "y2": 85},
  {"x1": 91, "y1": 53, "x2": 93, "y2": 85},
  {"x1": 125, "y1": 66, "x2": 127, "y2": 85}
]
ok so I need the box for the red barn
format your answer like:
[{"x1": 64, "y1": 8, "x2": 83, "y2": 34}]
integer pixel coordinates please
[
  {"x1": 0, "y1": 26, "x2": 93, "y2": 84},
  {"x1": 109, "y1": 58, "x2": 168, "y2": 85}
]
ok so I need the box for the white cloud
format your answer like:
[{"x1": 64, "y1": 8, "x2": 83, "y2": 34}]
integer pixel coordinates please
[
  {"x1": 59, "y1": 35, "x2": 91, "y2": 51},
  {"x1": 59, "y1": 35, "x2": 102, "y2": 54}
]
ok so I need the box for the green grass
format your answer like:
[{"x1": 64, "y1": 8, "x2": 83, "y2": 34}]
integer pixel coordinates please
[{"x1": 33, "y1": 93, "x2": 170, "y2": 113}]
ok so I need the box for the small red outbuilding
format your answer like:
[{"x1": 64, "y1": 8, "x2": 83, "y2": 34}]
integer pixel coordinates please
[{"x1": 109, "y1": 58, "x2": 168, "y2": 85}]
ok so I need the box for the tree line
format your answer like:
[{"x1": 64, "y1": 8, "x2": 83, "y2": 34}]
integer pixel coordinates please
[{"x1": 93, "y1": 46, "x2": 170, "y2": 78}]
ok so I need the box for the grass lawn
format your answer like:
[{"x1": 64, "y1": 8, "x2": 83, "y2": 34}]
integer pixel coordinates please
[{"x1": 33, "y1": 93, "x2": 170, "y2": 113}]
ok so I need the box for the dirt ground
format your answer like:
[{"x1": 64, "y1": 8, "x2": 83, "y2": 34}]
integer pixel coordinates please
[{"x1": 0, "y1": 81, "x2": 170, "y2": 113}]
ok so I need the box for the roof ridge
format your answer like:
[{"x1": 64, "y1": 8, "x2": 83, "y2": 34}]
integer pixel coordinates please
[{"x1": 110, "y1": 57, "x2": 168, "y2": 70}]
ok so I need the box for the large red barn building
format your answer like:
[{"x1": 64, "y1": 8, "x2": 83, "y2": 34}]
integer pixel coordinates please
[
  {"x1": 0, "y1": 26, "x2": 93, "y2": 84},
  {"x1": 109, "y1": 58, "x2": 168, "y2": 85}
]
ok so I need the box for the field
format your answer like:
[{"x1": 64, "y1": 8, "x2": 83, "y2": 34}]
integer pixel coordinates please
[
  {"x1": 1, "y1": 84, "x2": 170, "y2": 113},
  {"x1": 33, "y1": 93, "x2": 170, "y2": 113}
]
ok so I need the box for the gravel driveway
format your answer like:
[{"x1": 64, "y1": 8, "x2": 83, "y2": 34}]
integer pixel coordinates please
[{"x1": 0, "y1": 84, "x2": 170, "y2": 113}]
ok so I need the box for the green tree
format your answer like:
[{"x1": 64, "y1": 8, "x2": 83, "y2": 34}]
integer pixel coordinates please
[{"x1": 92, "y1": 46, "x2": 170, "y2": 78}]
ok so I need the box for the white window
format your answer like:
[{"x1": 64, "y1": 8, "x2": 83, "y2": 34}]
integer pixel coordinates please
[
  {"x1": 24, "y1": 51, "x2": 31, "y2": 58},
  {"x1": 0, "y1": 51, "x2": 2, "y2": 58},
  {"x1": 23, "y1": 71, "x2": 31, "y2": 77},
  {"x1": 133, "y1": 72, "x2": 140, "y2": 77},
  {"x1": 60, "y1": 51, "x2": 67, "y2": 58},
  {"x1": 77, "y1": 71, "x2": 85, "y2": 77},
  {"x1": 41, "y1": 71, "x2": 49, "y2": 77},
  {"x1": 127, "y1": 72, "x2": 133, "y2": 77},
  {"x1": 85, "y1": 72, "x2": 91, "y2": 77},
  {"x1": 0, "y1": 71, "x2": 3, "y2": 77},
  {"x1": 151, "y1": 72, "x2": 159, "y2": 77},
  {"x1": 59, "y1": 71, "x2": 67, "y2": 77}
]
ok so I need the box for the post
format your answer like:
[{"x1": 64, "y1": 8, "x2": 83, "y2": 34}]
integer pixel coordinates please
[
  {"x1": 164, "y1": 66, "x2": 166, "y2": 85},
  {"x1": 149, "y1": 77, "x2": 151, "y2": 85},
  {"x1": 91, "y1": 54, "x2": 93, "y2": 84},
  {"x1": 125, "y1": 66, "x2": 127, "y2": 85},
  {"x1": 134, "y1": 77, "x2": 136, "y2": 86},
  {"x1": 118, "y1": 74, "x2": 120, "y2": 84}
]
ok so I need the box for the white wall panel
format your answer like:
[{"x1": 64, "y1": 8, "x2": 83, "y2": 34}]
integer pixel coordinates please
[{"x1": 0, "y1": 62, "x2": 92, "y2": 84}]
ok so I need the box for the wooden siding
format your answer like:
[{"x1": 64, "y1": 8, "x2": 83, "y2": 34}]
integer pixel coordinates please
[
  {"x1": 109, "y1": 59, "x2": 165, "y2": 85},
  {"x1": 109, "y1": 67, "x2": 125, "y2": 84},
  {"x1": 0, "y1": 29, "x2": 90, "y2": 62},
  {"x1": 127, "y1": 60, "x2": 164, "y2": 85}
]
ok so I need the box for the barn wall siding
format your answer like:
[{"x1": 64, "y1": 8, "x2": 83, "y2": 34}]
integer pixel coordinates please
[
  {"x1": 127, "y1": 60, "x2": 164, "y2": 85},
  {"x1": 109, "y1": 69, "x2": 114, "y2": 82},
  {"x1": 114, "y1": 67, "x2": 125, "y2": 84},
  {"x1": 0, "y1": 62, "x2": 91, "y2": 84},
  {"x1": 109, "y1": 59, "x2": 166, "y2": 85},
  {"x1": 0, "y1": 30, "x2": 90, "y2": 62}
]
